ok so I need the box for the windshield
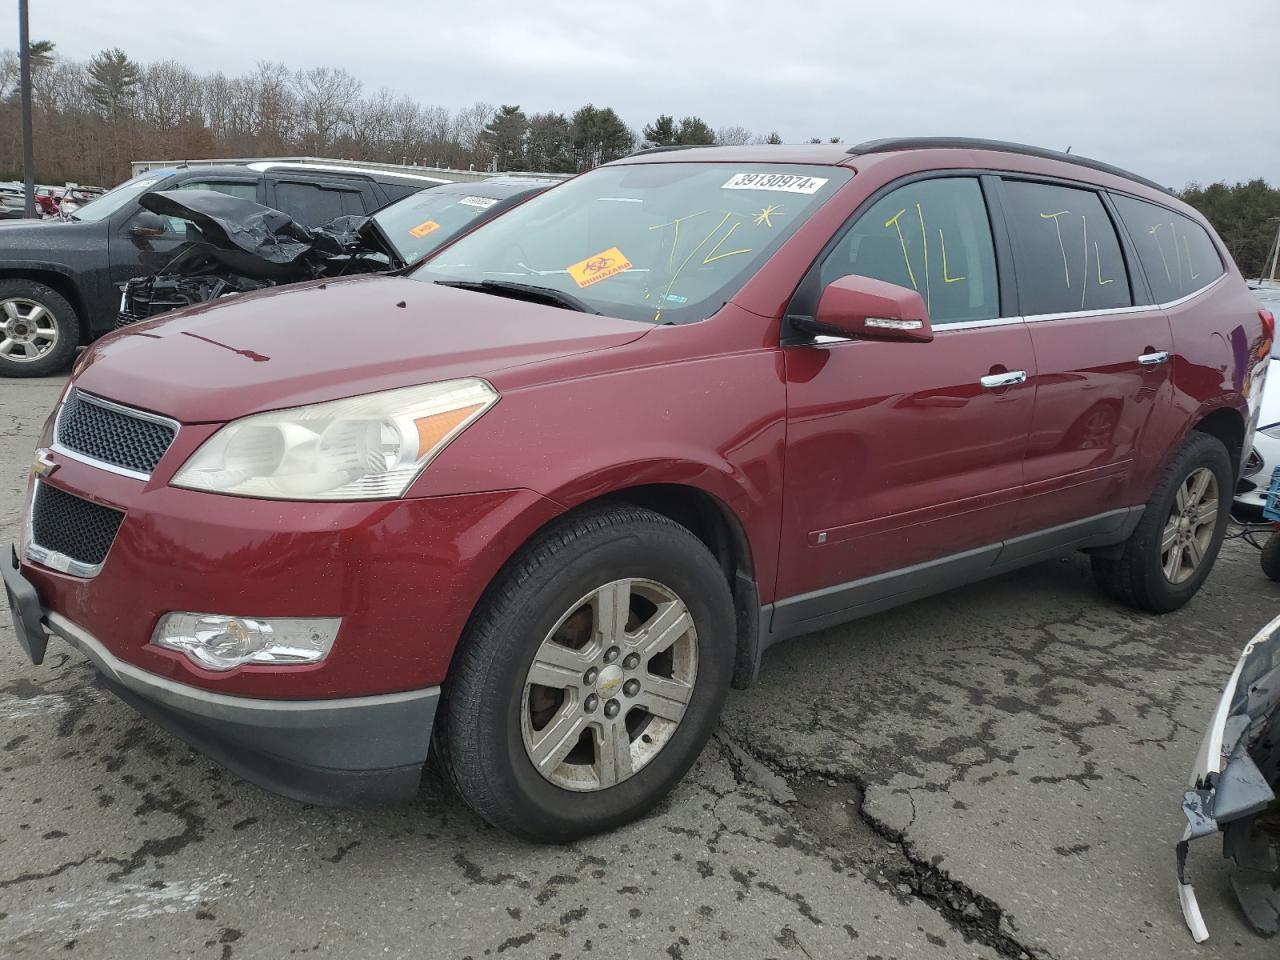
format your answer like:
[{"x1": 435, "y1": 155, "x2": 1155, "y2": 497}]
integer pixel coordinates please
[
  {"x1": 69, "y1": 173, "x2": 171, "y2": 222},
  {"x1": 414, "y1": 163, "x2": 851, "y2": 324},
  {"x1": 374, "y1": 189, "x2": 519, "y2": 264}
]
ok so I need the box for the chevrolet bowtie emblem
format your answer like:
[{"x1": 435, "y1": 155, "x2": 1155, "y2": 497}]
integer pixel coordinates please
[{"x1": 31, "y1": 448, "x2": 56, "y2": 478}]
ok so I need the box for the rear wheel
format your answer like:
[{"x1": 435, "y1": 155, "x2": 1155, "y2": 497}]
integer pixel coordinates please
[
  {"x1": 0, "y1": 279, "x2": 79, "y2": 378},
  {"x1": 1261, "y1": 533, "x2": 1280, "y2": 582},
  {"x1": 435, "y1": 504, "x2": 735, "y2": 841},
  {"x1": 1091, "y1": 432, "x2": 1232, "y2": 612}
]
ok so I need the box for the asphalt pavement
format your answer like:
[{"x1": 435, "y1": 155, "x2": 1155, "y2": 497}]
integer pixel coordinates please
[{"x1": 1, "y1": 374, "x2": 1275, "y2": 959}]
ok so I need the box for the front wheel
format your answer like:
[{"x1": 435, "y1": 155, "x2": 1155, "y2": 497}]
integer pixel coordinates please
[
  {"x1": 435, "y1": 504, "x2": 735, "y2": 841},
  {"x1": 1091, "y1": 431, "x2": 1232, "y2": 612},
  {"x1": 0, "y1": 279, "x2": 80, "y2": 378}
]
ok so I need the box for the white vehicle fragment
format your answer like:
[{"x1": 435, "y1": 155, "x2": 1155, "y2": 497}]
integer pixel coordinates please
[{"x1": 1177, "y1": 611, "x2": 1280, "y2": 941}]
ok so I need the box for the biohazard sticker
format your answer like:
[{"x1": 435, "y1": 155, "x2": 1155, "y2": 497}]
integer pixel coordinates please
[
  {"x1": 457, "y1": 196, "x2": 498, "y2": 209},
  {"x1": 721, "y1": 172, "x2": 828, "y2": 194},
  {"x1": 409, "y1": 220, "x2": 441, "y2": 238},
  {"x1": 566, "y1": 247, "x2": 633, "y2": 288}
]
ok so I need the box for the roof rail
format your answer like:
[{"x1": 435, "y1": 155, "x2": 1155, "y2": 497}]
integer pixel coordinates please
[
  {"x1": 627, "y1": 144, "x2": 711, "y2": 157},
  {"x1": 845, "y1": 138, "x2": 1170, "y2": 194}
]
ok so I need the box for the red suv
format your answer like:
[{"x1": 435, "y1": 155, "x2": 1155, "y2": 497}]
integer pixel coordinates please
[{"x1": 4, "y1": 139, "x2": 1272, "y2": 841}]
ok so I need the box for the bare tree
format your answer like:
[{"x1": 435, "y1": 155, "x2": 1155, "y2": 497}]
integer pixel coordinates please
[
  {"x1": 715, "y1": 124, "x2": 754, "y2": 146},
  {"x1": 291, "y1": 66, "x2": 360, "y2": 154}
]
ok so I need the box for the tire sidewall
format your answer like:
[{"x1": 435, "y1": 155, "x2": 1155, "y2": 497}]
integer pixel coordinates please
[
  {"x1": 457, "y1": 518, "x2": 734, "y2": 840},
  {"x1": 0, "y1": 279, "x2": 79, "y2": 377}
]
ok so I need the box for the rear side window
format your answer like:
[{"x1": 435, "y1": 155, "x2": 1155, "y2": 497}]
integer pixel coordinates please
[
  {"x1": 1111, "y1": 195, "x2": 1223, "y2": 304},
  {"x1": 820, "y1": 177, "x2": 999, "y2": 325},
  {"x1": 274, "y1": 181, "x2": 367, "y2": 226},
  {"x1": 1002, "y1": 180, "x2": 1132, "y2": 316},
  {"x1": 177, "y1": 180, "x2": 258, "y2": 201}
]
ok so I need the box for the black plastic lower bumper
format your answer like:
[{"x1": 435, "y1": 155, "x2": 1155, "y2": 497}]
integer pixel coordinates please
[{"x1": 5, "y1": 553, "x2": 439, "y2": 806}]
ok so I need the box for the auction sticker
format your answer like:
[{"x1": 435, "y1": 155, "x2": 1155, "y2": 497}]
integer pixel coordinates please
[
  {"x1": 458, "y1": 196, "x2": 498, "y2": 209},
  {"x1": 721, "y1": 172, "x2": 829, "y2": 194},
  {"x1": 566, "y1": 247, "x2": 633, "y2": 288},
  {"x1": 409, "y1": 220, "x2": 442, "y2": 238}
]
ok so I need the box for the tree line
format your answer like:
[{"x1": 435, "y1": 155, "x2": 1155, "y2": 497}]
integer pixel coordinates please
[
  {"x1": 0, "y1": 45, "x2": 809, "y2": 187},
  {"x1": 1, "y1": 45, "x2": 1277, "y2": 278}
]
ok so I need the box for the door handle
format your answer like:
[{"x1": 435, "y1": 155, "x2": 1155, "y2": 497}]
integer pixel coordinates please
[
  {"x1": 980, "y1": 370, "x2": 1027, "y2": 389},
  {"x1": 1138, "y1": 351, "x2": 1170, "y2": 366}
]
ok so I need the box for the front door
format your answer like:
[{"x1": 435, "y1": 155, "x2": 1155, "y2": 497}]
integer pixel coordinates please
[
  {"x1": 998, "y1": 178, "x2": 1174, "y2": 536},
  {"x1": 776, "y1": 176, "x2": 1035, "y2": 633}
]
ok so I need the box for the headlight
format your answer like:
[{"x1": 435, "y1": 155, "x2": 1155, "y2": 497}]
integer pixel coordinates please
[
  {"x1": 172, "y1": 379, "x2": 497, "y2": 500},
  {"x1": 153, "y1": 613, "x2": 340, "y2": 671}
]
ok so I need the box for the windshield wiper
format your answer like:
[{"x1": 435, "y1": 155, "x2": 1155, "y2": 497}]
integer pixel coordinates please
[{"x1": 434, "y1": 279, "x2": 598, "y2": 314}]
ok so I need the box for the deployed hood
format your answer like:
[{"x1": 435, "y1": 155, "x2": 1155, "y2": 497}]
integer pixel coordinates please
[
  {"x1": 73, "y1": 275, "x2": 652, "y2": 422},
  {"x1": 140, "y1": 190, "x2": 322, "y2": 280}
]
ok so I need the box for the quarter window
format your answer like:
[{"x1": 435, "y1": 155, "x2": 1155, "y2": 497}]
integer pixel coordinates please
[
  {"x1": 1111, "y1": 195, "x2": 1223, "y2": 304},
  {"x1": 821, "y1": 177, "x2": 999, "y2": 325},
  {"x1": 1001, "y1": 180, "x2": 1132, "y2": 316}
]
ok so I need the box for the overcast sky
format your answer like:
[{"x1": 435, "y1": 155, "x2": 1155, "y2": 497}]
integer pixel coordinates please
[{"x1": 13, "y1": 0, "x2": 1278, "y2": 187}]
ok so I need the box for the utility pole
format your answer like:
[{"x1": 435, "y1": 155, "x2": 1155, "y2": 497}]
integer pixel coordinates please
[{"x1": 18, "y1": 0, "x2": 36, "y2": 218}]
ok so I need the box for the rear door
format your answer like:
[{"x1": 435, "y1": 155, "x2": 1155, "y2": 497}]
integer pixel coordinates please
[
  {"x1": 265, "y1": 176, "x2": 375, "y2": 226},
  {"x1": 775, "y1": 175, "x2": 1036, "y2": 630},
  {"x1": 999, "y1": 178, "x2": 1174, "y2": 536}
]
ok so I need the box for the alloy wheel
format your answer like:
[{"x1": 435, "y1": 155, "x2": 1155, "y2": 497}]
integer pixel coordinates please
[
  {"x1": 1161, "y1": 466, "x2": 1219, "y2": 585},
  {"x1": 0, "y1": 298, "x2": 59, "y2": 362},
  {"x1": 520, "y1": 578, "x2": 698, "y2": 792}
]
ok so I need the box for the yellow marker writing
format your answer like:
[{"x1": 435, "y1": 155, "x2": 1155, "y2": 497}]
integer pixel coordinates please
[
  {"x1": 1094, "y1": 242, "x2": 1115, "y2": 286},
  {"x1": 1040, "y1": 211, "x2": 1071, "y2": 289},
  {"x1": 703, "y1": 221, "x2": 752, "y2": 264},
  {"x1": 1149, "y1": 224, "x2": 1173, "y2": 283},
  {"x1": 917, "y1": 203, "x2": 931, "y2": 313},
  {"x1": 884, "y1": 208, "x2": 918, "y2": 291},
  {"x1": 940, "y1": 229, "x2": 965, "y2": 283}
]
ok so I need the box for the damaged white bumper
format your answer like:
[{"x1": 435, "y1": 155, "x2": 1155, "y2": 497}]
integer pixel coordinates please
[{"x1": 1178, "y1": 611, "x2": 1280, "y2": 941}]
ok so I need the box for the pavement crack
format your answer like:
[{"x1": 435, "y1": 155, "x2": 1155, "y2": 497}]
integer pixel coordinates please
[{"x1": 715, "y1": 726, "x2": 1049, "y2": 960}]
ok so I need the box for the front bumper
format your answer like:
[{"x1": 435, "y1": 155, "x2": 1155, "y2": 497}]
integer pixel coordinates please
[{"x1": 5, "y1": 548, "x2": 438, "y2": 805}]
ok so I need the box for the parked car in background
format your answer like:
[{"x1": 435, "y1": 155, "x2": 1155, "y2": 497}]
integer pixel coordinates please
[
  {"x1": 54, "y1": 185, "x2": 105, "y2": 216},
  {"x1": 0, "y1": 183, "x2": 27, "y2": 220},
  {"x1": 116, "y1": 177, "x2": 556, "y2": 327},
  {"x1": 0, "y1": 161, "x2": 450, "y2": 376},
  {"x1": 1235, "y1": 282, "x2": 1280, "y2": 516},
  {"x1": 3, "y1": 139, "x2": 1270, "y2": 842},
  {"x1": 35, "y1": 186, "x2": 65, "y2": 218}
]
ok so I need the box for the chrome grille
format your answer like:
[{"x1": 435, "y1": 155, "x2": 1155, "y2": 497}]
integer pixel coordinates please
[
  {"x1": 55, "y1": 389, "x2": 177, "y2": 477},
  {"x1": 28, "y1": 483, "x2": 124, "y2": 575}
]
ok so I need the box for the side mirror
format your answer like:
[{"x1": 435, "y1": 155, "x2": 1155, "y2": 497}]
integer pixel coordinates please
[
  {"x1": 796, "y1": 274, "x2": 933, "y2": 343},
  {"x1": 128, "y1": 211, "x2": 169, "y2": 238}
]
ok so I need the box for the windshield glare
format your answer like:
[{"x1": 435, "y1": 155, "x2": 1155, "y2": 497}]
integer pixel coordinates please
[
  {"x1": 415, "y1": 163, "x2": 850, "y2": 324},
  {"x1": 373, "y1": 189, "x2": 510, "y2": 264},
  {"x1": 70, "y1": 174, "x2": 170, "y2": 222}
]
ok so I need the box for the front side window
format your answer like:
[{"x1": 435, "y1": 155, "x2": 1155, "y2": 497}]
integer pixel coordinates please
[
  {"x1": 820, "y1": 177, "x2": 999, "y2": 325},
  {"x1": 177, "y1": 181, "x2": 258, "y2": 202},
  {"x1": 1111, "y1": 195, "x2": 1224, "y2": 304},
  {"x1": 415, "y1": 163, "x2": 852, "y2": 325},
  {"x1": 1002, "y1": 180, "x2": 1132, "y2": 316}
]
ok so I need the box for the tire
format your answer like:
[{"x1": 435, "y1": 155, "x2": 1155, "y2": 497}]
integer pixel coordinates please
[
  {"x1": 0, "y1": 279, "x2": 80, "y2": 377},
  {"x1": 434, "y1": 504, "x2": 735, "y2": 842},
  {"x1": 1261, "y1": 534, "x2": 1280, "y2": 582},
  {"x1": 1091, "y1": 432, "x2": 1233, "y2": 613}
]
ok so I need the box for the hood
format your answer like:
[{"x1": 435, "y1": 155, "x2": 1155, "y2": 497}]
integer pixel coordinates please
[{"x1": 73, "y1": 275, "x2": 652, "y2": 423}]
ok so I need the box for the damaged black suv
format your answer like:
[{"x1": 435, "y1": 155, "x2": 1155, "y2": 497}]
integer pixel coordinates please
[{"x1": 0, "y1": 162, "x2": 447, "y2": 377}]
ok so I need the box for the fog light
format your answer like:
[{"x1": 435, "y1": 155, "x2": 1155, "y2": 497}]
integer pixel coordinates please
[{"x1": 151, "y1": 614, "x2": 340, "y2": 671}]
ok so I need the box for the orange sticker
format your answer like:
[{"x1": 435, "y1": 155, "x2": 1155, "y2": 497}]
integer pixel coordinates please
[
  {"x1": 409, "y1": 220, "x2": 441, "y2": 239},
  {"x1": 566, "y1": 247, "x2": 633, "y2": 288}
]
